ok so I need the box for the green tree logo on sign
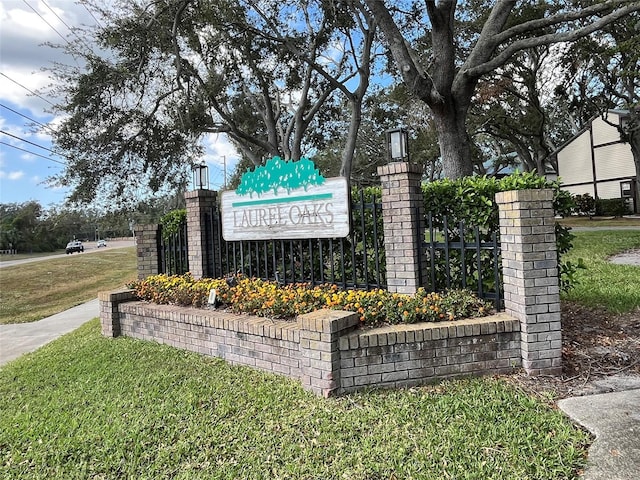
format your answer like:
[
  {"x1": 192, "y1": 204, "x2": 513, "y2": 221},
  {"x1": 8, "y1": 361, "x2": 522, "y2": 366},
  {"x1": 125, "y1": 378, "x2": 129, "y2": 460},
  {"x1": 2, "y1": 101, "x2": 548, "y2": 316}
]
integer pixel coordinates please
[{"x1": 236, "y1": 157, "x2": 325, "y2": 197}]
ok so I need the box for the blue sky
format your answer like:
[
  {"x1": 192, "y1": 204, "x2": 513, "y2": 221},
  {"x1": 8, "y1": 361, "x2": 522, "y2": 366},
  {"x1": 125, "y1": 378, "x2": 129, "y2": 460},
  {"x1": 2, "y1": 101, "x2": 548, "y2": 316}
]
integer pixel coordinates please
[{"x1": 0, "y1": 0, "x2": 239, "y2": 209}]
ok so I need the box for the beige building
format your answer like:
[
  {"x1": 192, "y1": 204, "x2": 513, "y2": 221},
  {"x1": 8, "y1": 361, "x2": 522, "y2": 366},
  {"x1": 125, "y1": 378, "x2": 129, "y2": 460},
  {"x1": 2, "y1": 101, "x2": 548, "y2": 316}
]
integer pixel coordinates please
[{"x1": 551, "y1": 110, "x2": 638, "y2": 213}]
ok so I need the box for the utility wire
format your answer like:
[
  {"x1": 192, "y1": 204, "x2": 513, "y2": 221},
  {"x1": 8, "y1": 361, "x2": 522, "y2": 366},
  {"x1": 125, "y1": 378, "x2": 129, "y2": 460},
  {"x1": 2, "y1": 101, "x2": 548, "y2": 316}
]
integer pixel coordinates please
[
  {"x1": 41, "y1": 0, "x2": 97, "y2": 55},
  {"x1": 0, "y1": 103, "x2": 55, "y2": 133},
  {"x1": 0, "y1": 72, "x2": 56, "y2": 107},
  {"x1": 0, "y1": 141, "x2": 66, "y2": 165},
  {"x1": 81, "y1": 1, "x2": 103, "y2": 29},
  {"x1": 21, "y1": 0, "x2": 72, "y2": 47},
  {"x1": 0, "y1": 129, "x2": 58, "y2": 155}
]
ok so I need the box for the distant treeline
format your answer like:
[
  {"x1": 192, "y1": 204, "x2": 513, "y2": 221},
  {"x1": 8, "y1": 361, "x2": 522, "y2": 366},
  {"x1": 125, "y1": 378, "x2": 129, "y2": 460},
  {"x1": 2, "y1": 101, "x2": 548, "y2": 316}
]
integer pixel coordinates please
[{"x1": 0, "y1": 195, "x2": 184, "y2": 253}]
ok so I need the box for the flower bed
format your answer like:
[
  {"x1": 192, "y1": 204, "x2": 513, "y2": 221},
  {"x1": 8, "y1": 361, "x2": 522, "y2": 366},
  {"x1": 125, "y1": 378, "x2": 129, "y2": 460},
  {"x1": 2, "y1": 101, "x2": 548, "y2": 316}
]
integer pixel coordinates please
[{"x1": 127, "y1": 274, "x2": 491, "y2": 326}]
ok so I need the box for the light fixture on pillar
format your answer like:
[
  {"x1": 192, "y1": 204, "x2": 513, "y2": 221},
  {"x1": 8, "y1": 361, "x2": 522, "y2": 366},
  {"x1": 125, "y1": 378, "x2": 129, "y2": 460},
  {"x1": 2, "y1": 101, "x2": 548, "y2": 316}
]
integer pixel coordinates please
[
  {"x1": 192, "y1": 162, "x2": 209, "y2": 190},
  {"x1": 386, "y1": 127, "x2": 409, "y2": 162}
]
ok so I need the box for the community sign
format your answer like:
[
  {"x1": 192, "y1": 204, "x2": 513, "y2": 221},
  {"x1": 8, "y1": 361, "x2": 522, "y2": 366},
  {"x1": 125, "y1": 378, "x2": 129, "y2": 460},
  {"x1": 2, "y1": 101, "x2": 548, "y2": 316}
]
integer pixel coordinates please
[{"x1": 221, "y1": 157, "x2": 350, "y2": 241}]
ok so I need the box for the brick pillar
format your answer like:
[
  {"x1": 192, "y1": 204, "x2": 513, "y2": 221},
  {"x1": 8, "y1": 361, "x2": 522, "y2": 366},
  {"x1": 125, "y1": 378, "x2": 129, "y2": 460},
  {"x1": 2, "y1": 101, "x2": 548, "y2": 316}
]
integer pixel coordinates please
[
  {"x1": 495, "y1": 189, "x2": 562, "y2": 375},
  {"x1": 298, "y1": 310, "x2": 360, "y2": 397},
  {"x1": 377, "y1": 162, "x2": 425, "y2": 294},
  {"x1": 185, "y1": 189, "x2": 217, "y2": 279},
  {"x1": 98, "y1": 289, "x2": 136, "y2": 337},
  {"x1": 136, "y1": 224, "x2": 161, "y2": 280}
]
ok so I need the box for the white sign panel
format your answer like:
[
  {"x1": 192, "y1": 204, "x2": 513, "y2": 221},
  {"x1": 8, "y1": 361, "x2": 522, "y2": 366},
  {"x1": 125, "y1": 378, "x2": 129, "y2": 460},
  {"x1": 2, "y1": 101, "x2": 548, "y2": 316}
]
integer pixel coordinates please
[{"x1": 221, "y1": 158, "x2": 350, "y2": 241}]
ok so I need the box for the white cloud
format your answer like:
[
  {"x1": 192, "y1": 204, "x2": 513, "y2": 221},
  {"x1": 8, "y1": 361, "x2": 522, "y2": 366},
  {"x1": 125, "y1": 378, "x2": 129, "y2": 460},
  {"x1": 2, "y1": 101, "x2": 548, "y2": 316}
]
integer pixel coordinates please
[
  {"x1": 0, "y1": 1, "x2": 96, "y2": 115},
  {"x1": 0, "y1": 169, "x2": 25, "y2": 180},
  {"x1": 19, "y1": 152, "x2": 37, "y2": 162}
]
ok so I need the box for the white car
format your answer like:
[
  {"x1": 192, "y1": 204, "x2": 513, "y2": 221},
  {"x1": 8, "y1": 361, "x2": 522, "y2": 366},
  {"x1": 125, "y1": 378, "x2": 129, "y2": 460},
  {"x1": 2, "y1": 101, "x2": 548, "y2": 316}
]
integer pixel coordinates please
[{"x1": 97, "y1": 240, "x2": 107, "y2": 248}]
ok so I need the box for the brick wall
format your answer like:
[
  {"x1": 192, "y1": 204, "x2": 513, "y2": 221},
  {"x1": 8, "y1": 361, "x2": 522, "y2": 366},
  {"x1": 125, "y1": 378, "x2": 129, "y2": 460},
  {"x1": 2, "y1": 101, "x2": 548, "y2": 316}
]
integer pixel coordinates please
[
  {"x1": 375, "y1": 174, "x2": 563, "y2": 378},
  {"x1": 495, "y1": 189, "x2": 562, "y2": 375},
  {"x1": 338, "y1": 313, "x2": 520, "y2": 392},
  {"x1": 135, "y1": 225, "x2": 161, "y2": 280},
  {"x1": 377, "y1": 162, "x2": 425, "y2": 294},
  {"x1": 184, "y1": 189, "x2": 217, "y2": 279},
  {"x1": 100, "y1": 291, "x2": 521, "y2": 397}
]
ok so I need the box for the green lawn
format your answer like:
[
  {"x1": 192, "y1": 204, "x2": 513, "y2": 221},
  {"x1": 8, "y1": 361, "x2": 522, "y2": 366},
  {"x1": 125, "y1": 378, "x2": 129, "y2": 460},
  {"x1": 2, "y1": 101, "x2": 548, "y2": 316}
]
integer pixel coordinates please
[
  {"x1": 0, "y1": 248, "x2": 136, "y2": 324},
  {"x1": 0, "y1": 249, "x2": 66, "y2": 261},
  {"x1": 562, "y1": 230, "x2": 640, "y2": 313},
  {"x1": 0, "y1": 320, "x2": 590, "y2": 480}
]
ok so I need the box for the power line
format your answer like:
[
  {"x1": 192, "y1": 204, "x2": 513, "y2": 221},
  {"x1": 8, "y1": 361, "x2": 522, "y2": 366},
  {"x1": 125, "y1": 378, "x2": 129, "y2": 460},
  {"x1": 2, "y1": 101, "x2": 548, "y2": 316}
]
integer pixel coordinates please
[
  {"x1": 0, "y1": 141, "x2": 65, "y2": 165},
  {"x1": 0, "y1": 72, "x2": 56, "y2": 107},
  {"x1": 41, "y1": 0, "x2": 97, "y2": 55},
  {"x1": 0, "y1": 103, "x2": 55, "y2": 133},
  {"x1": 0, "y1": 130, "x2": 70, "y2": 166},
  {"x1": 81, "y1": 1, "x2": 104, "y2": 29},
  {"x1": 0, "y1": 129, "x2": 61, "y2": 159},
  {"x1": 21, "y1": 0, "x2": 72, "y2": 47}
]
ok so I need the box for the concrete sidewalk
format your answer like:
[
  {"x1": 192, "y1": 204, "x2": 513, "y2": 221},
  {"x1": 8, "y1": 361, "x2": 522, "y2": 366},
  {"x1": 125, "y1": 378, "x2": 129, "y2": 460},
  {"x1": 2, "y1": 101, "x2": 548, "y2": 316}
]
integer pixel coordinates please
[
  {"x1": 0, "y1": 299, "x2": 99, "y2": 366},
  {"x1": 558, "y1": 388, "x2": 640, "y2": 480}
]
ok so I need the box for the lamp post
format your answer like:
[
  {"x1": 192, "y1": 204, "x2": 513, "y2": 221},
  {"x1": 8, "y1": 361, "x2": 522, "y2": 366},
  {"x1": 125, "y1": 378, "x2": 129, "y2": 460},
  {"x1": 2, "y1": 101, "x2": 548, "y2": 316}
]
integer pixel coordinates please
[
  {"x1": 385, "y1": 127, "x2": 409, "y2": 162},
  {"x1": 192, "y1": 162, "x2": 210, "y2": 190}
]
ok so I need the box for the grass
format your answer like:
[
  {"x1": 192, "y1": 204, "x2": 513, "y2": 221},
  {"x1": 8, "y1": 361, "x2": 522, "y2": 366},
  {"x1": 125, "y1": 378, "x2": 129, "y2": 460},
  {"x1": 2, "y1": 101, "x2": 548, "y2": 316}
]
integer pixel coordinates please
[
  {"x1": 562, "y1": 230, "x2": 640, "y2": 313},
  {"x1": 558, "y1": 216, "x2": 640, "y2": 227},
  {"x1": 0, "y1": 248, "x2": 136, "y2": 324},
  {"x1": 0, "y1": 320, "x2": 590, "y2": 480}
]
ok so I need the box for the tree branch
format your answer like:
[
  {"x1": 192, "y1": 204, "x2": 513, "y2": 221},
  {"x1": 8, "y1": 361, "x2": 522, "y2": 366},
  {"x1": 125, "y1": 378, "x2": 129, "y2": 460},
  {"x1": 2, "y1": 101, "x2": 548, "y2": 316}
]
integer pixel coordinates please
[
  {"x1": 465, "y1": 2, "x2": 640, "y2": 79},
  {"x1": 362, "y1": 0, "x2": 435, "y2": 104}
]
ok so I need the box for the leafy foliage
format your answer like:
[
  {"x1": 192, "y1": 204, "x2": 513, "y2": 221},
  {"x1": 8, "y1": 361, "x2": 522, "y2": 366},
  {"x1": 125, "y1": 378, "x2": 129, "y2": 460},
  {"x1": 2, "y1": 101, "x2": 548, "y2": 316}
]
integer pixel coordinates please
[
  {"x1": 572, "y1": 193, "x2": 596, "y2": 217},
  {"x1": 128, "y1": 274, "x2": 491, "y2": 327},
  {"x1": 422, "y1": 172, "x2": 579, "y2": 292},
  {"x1": 49, "y1": 0, "x2": 379, "y2": 205},
  {"x1": 595, "y1": 198, "x2": 631, "y2": 217},
  {"x1": 159, "y1": 209, "x2": 187, "y2": 241}
]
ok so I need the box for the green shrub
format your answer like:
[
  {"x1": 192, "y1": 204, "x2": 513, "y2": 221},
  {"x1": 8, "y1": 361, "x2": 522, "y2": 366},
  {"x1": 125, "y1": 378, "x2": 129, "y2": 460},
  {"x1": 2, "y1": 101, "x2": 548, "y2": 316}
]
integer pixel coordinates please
[
  {"x1": 159, "y1": 209, "x2": 187, "y2": 241},
  {"x1": 595, "y1": 198, "x2": 630, "y2": 217},
  {"x1": 573, "y1": 193, "x2": 596, "y2": 217},
  {"x1": 422, "y1": 172, "x2": 578, "y2": 292}
]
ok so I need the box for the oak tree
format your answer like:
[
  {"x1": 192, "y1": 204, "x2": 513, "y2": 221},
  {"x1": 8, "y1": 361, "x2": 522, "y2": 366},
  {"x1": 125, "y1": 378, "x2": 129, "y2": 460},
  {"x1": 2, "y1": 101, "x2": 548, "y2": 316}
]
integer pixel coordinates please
[{"x1": 360, "y1": 0, "x2": 640, "y2": 178}]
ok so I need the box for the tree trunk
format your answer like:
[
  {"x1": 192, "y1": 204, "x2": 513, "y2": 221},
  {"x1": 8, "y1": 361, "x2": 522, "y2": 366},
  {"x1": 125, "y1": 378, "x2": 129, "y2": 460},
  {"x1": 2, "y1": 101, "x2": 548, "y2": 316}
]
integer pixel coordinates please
[
  {"x1": 432, "y1": 107, "x2": 474, "y2": 178},
  {"x1": 340, "y1": 100, "x2": 361, "y2": 179}
]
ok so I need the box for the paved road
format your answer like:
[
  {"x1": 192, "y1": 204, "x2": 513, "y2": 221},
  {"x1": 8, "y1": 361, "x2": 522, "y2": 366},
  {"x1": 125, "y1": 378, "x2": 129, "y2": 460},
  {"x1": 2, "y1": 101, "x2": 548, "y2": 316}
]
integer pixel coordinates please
[{"x1": 0, "y1": 239, "x2": 135, "y2": 268}]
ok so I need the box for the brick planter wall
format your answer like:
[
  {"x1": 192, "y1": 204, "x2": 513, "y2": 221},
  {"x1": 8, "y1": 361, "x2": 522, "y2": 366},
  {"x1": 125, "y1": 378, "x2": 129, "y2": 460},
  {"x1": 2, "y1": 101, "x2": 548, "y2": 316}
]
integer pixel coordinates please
[
  {"x1": 338, "y1": 313, "x2": 520, "y2": 392},
  {"x1": 100, "y1": 291, "x2": 521, "y2": 397}
]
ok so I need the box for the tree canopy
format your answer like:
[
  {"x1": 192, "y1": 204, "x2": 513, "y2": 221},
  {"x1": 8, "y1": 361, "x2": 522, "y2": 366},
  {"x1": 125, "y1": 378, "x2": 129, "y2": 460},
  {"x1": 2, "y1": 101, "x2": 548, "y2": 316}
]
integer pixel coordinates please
[
  {"x1": 48, "y1": 0, "x2": 640, "y2": 206},
  {"x1": 51, "y1": 0, "x2": 381, "y2": 205}
]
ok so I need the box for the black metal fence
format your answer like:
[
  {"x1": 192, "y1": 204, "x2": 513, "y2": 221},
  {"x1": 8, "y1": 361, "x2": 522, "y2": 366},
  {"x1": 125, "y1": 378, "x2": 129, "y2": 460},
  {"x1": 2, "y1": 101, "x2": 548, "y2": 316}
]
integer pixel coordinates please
[
  {"x1": 421, "y1": 213, "x2": 502, "y2": 308},
  {"x1": 157, "y1": 193, "x2": 503, "y2": 309},
  {"x1": 203, "y1": 189, "x2": 385, "y2": 289},
  {"x1": 159, "y1": 223, "x2": 189, "y2": 275}
]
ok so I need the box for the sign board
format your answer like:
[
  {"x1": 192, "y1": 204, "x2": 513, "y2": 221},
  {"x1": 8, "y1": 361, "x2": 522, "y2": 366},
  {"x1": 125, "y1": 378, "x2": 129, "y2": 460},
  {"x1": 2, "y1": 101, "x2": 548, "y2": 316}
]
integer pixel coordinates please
[{"x1": 221, "y1": 157, "x2": 350, "y2": 241}]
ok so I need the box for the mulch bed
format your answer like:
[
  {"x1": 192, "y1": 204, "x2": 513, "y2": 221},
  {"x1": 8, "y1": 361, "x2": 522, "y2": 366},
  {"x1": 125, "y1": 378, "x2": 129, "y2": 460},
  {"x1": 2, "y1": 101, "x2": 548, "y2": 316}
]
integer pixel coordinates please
[{"x1": 503, "y1": 301, "x2": 640, "y2": 400}]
